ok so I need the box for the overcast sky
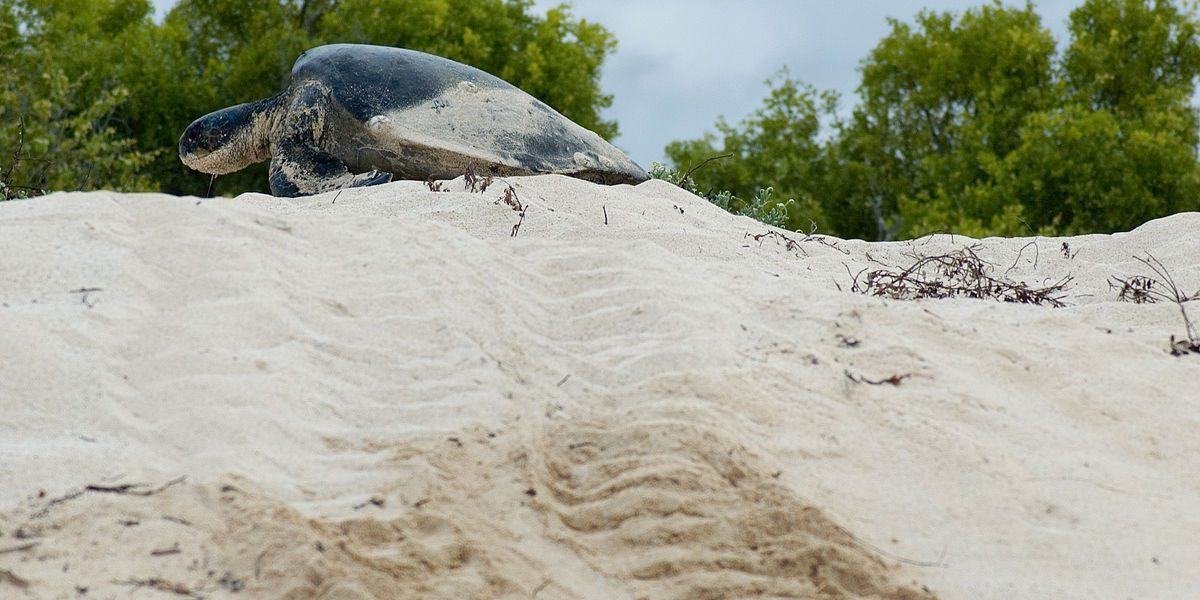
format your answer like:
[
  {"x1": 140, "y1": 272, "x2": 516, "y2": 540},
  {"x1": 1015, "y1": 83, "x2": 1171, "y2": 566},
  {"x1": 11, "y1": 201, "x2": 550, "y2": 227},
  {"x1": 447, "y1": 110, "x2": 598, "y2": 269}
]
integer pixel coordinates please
[{"x1": 151, "y1": 0, "x2": 1081, "y2": 168}]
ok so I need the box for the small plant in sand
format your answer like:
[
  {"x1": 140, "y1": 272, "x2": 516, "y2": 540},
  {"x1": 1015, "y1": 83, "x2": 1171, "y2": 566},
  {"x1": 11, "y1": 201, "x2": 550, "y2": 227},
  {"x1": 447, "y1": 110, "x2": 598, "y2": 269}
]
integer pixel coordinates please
[
  {"x1": 1110, "y1": 254, "x2": 1200, "y2": 356},
  {"x1": 849, "y1": 244, "x2": 1072, "y2": 307},
  {"x1": 650, "y1": 160, "x2": 805, "y2": 230},
  {"x1": 0, "y1": 176, "x2": 44, "y2": 200}
]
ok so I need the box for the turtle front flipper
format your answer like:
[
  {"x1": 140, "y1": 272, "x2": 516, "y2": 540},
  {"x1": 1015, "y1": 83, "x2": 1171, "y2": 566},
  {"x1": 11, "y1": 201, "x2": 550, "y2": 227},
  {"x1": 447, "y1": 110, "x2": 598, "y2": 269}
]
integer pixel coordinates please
[{"x1": 269, "y1": 81, "x2": 393, "y2": 197}]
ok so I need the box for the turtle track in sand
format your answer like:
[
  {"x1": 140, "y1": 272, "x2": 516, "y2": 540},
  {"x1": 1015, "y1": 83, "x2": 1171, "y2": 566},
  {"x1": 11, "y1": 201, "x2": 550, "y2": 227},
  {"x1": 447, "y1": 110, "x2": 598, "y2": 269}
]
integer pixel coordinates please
[
  {"x1": 526, "y1": 410, "x2": 936, "y2": 600},
  {"x1": 2, "y1": 415, "x2": 935, "y2": 600}
]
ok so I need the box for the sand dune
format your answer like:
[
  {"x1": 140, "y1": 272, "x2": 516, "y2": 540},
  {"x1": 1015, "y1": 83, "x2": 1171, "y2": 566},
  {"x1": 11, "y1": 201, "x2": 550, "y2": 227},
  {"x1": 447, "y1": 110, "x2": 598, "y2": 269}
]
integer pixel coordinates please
[{"x1": 1, "y1": 176, "x2": 1197, "y2": 599}]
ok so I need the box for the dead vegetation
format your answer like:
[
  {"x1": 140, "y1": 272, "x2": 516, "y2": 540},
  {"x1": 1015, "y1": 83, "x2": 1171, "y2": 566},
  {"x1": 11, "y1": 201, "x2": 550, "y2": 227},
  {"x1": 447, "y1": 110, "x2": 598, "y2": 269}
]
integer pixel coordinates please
[
  {"x1": 495, "y1": 183, "x2": 525, "y2": 237},
  {"x1": 462, "y1": 163, "x2": 495, "y2": 193},
  {"x1": 426, "y1": 164, "x2": 526, "y2": 237},
  {"x1": 115, "y1": 577, "x2": 206, "y2": 599},
  {"x1": 849, "y1": 243, "x2": 1072, "y2": 307},
  {"x1": 745, "y1": 226, "x2": 850, "y2": 256},
  {"x1": 29, "y1": 476, "x2": 186, "y2": 519},
  {"x1": 844, "y1": 370, "x2": 912, "y2": 386},
  {"x1": 424, "y1": 163, "x2": 495, "y2": 193},
  {"x1": 424, "y1": 176, "x2": 447, "y2": 192},
  {"x1": 1110, "y1": 253, "x2": 1200, "y2": 356}
]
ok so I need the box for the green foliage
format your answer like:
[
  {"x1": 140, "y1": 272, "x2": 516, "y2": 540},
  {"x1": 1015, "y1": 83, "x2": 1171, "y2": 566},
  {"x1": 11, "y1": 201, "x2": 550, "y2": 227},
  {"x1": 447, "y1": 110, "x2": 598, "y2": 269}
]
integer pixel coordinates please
[
  {"x1": 1038, "y1": 0, "x2": 1200, "y2": 233},
  {"x1": 667, "y1": 0, "x2": 1200, "y2": 240},
  {"x1": 1, "y1": 0, "x2": 618, "y2": 196},
  {"x1": 846, "y1": 2, "x2": 1058, "y2": 239},
  {"x1": 1065, "y1": 0, "x2": 1200, "y2": 113},
  {"x1": 1, "y1": 0, "x2": 158, "y2": 197}
]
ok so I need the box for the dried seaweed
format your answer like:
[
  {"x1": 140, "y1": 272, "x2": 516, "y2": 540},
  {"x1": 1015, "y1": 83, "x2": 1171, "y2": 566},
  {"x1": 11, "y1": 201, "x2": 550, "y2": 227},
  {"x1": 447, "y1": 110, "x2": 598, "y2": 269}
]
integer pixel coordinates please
[
  {"x1": 849, "y1": 244, "x2": 1071, "y2": 307},
  {"x1": 1111, "y1": 253, "x2": 1199, "y2": 356},
  {"x1": 745, "y1": 226, "x2": 849, "y2": 257}
]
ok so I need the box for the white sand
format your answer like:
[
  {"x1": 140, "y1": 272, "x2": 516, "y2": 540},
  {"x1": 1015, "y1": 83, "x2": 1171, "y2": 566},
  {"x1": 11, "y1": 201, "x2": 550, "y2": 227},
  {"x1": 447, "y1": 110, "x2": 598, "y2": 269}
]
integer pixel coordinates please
[{"x1": 1, "y1": 176, "x2": 1198, "y2": 599}]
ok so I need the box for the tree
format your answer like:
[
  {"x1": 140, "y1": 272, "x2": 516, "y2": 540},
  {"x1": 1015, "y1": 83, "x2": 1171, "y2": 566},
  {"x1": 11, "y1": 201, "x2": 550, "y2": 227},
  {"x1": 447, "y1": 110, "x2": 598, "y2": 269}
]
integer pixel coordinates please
[
  {"x1": 1065, "y1": 0, "x2": 1200, "y2": 114},
  {"x1": 848, "y1": 2, "x2": 1058, "y2": 239},
  {"x1": 1001, "y1": 0, "x2": 1200, "y2": 234},
  {"x1": 666, "y1": 0, "x2": 1200, "y2": 240},
  {"x1": 1, "y1": 0, "x2": 157, "y2": 197}
]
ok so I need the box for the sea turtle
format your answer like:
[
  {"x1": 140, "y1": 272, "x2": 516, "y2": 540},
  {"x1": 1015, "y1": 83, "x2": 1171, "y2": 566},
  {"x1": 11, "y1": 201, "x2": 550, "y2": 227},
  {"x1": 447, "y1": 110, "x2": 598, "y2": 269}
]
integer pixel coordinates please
[{"x1": 179, "y1": 44, "x2": 649, "y2": 197}]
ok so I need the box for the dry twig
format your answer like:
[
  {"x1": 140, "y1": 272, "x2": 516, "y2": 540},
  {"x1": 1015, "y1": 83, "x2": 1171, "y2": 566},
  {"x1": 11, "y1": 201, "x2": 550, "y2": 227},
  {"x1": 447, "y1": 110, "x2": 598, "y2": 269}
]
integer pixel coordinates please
[
  {"x1": 115, "y1": 577, "x2": 203, "y2": 598},
  {"x1": 745, "y1": 227, "x2": 849, "y2": 257},
  {"x1": 86, "y1": 476, "x2": 186, "y2": 496},
  {"x1": 0, "y1": 541, "x2": 39, "y2": 555},
  {"x1": 1004, "y1": 241, "x2": 1039, "y2": 275},
  {"x1": 151, "y1": 544, "x2": 182, "y2": 557},
  {"x1": 32, "y1": 476, "x2": 186, "y2": 519},
  {"x1": 679, "y1": 153, "x2": 733, "y2": 185},
  {"x1": 845, "y1": 370, "x2": 911, "y2": 386}
]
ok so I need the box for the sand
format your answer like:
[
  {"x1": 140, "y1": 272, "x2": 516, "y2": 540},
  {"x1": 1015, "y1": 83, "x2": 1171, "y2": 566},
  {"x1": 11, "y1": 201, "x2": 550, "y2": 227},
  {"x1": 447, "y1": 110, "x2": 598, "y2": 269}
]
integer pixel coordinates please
[{"x1": 1, "y1": 175, "x2": 1197, "y2": 599}]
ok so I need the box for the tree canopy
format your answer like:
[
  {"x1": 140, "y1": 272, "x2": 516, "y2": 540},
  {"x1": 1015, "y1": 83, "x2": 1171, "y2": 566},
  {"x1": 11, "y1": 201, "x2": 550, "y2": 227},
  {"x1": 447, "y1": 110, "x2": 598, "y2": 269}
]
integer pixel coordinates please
[
  {"x1": 1, "y1": 0, "x2": 617, "y2": 197},
  {"x1": 667, "y1": 0, "x2": 1200, "y2": 239}
]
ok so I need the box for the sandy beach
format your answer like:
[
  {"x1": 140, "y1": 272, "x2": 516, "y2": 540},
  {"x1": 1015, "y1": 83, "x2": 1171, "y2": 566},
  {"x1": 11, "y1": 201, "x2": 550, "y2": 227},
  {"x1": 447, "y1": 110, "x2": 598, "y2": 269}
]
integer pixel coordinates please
[{"x1": 1, "y1": 175, "x2": 1197, "y2": 599}]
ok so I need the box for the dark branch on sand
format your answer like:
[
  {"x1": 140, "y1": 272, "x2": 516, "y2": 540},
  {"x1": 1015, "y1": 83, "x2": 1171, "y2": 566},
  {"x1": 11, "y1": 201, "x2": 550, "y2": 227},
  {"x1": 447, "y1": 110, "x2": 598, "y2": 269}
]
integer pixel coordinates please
[
  {"x1": 31, "y1": 476, "x2": 187, "y2": 519},
  {"x1": 85, "y1": 476, "x2": 186, "y2": 496},
  {"x1": 845, "y1": 370, "x2": 912, "y2": 386}
]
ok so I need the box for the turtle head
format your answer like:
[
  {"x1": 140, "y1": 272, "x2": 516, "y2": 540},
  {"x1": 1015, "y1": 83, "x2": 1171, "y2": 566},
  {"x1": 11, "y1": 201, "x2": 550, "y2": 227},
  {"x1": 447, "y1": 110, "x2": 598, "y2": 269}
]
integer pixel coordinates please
[{"x1": 179, "y1": 97, "x2": 278, "y2": 175}]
